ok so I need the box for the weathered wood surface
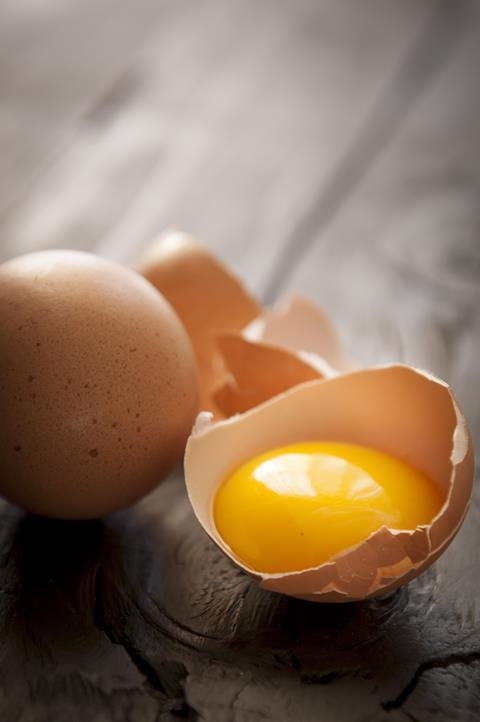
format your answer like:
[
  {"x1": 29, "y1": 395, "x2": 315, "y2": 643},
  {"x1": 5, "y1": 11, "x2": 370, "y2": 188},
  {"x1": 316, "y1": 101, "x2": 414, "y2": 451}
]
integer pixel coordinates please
[{"x1": 1, "y1": 0, "x2": 479, "y2": 720}]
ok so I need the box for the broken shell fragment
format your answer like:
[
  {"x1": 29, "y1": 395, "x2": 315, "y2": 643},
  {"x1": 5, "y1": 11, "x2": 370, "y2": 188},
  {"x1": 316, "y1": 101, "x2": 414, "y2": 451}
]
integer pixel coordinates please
[
  {"x1": 212, "y1": 332, "x2": 326, "y2": 416},
  {"x1": 137, "y1": 230, "x2": 260, "y2": 414},
  {"x1": 244, "y1": 294, "x2": 351, "y2": 372}
]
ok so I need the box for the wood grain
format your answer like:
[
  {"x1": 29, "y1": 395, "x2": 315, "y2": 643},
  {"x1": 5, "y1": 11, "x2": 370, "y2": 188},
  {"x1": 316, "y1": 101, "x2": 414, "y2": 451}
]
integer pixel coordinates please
[
  {"x1": 0, "y1": 0, "x2": 479, "y2": 720},
  {"x1": 1, "y1": 0, "x2": 434, "y2": 275},
  {"x1": 257, "y1": 4, "x2": 480, "y2": 719}
]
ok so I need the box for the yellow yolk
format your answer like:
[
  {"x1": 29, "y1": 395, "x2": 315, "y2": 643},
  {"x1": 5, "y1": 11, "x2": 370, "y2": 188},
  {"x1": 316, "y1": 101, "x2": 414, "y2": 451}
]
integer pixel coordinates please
[{"x1": 213, "y1": 442, "x2": 443, "y2": 574}]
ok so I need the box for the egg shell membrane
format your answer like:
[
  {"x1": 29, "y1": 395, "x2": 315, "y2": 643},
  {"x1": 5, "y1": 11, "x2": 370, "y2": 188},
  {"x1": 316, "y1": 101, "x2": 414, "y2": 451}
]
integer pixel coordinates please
[
  {"x1": 244, "y1": 294, "x2": 351, "y2": 372},
  {"x1": 212, "y1": 332, "x2": 326, "y2": 416},
  {"x1": 137, "y1": 230, "x2": 260, "y2": 415},
  {"x1": 184, "y1": 365, "x2": 473, "y2": 602}
]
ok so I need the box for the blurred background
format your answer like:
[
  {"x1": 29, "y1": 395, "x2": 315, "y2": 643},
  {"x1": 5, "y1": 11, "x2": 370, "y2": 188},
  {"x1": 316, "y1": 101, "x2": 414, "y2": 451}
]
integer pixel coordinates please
[{"x1": 1, "y1": 0, "x2": 479, "y2": 425}]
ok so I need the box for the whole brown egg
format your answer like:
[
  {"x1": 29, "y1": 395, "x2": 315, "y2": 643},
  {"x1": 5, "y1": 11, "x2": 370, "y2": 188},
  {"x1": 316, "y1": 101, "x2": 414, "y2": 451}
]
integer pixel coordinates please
[{"x1": 0, "y1": 250, "x2": 198, "y2": 518}]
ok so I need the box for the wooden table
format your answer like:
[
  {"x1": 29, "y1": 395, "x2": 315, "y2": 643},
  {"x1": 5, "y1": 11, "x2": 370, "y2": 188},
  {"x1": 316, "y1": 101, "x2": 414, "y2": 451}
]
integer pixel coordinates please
[{"x1": 1, "y1": 1, "x2": 479, "y2": 720}]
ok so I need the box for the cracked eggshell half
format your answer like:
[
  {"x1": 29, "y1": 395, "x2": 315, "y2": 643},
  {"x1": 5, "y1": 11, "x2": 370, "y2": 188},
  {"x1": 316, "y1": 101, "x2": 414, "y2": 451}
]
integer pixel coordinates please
[
  {"x1": 137, "y1": 230, "x2": 260, "y2": 415},
  {"x1": 185, "y1": 365, "x2": 474, "y2": 602}
]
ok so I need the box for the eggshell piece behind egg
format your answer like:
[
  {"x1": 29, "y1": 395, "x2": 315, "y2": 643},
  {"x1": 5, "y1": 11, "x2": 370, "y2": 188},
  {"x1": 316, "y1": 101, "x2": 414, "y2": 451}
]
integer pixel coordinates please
[
  {"x1": 137, "y1": 230, "x2": 260, "y2": 414},
  {"x1": 244, "y1": 294, "x2": 351, "y2": 371},
  {"x1": 184, "y1": 365, "x2": 473, "y2": 602},
  {"x1": 0, "y1": 250, "x2": 198, "y2": 519},
  {"x1": 212, "y1": 332, "x2": 325, "y2": 416}
]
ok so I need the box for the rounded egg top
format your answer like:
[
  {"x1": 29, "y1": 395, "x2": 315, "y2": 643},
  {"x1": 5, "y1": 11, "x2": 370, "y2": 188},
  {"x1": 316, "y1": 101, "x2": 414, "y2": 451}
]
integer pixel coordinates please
[{"x1": 0, "y1": 250, "x2": 198, "y2": 518}]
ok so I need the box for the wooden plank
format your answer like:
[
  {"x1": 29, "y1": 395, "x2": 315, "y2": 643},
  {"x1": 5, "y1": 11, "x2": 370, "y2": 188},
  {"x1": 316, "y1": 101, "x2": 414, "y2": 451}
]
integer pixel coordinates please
[
  {"x1": 257, "y1": 11, "x2": 480, "y2": 722},
  {"x1": 0, "y1": 0, "x2": 180, "y2": 218},
  {"x1": 1, "y1": 1, "x2": 477, "y2": 722},
  {"x1": 1, "y1": 0, "x2": 434, "y2": 280},
  {"x1": 262, "y1": 0, "x2": 476, "y2": 303},
  {"x1": 271, "y1": 1, "x2": 480, "y2": 390}
]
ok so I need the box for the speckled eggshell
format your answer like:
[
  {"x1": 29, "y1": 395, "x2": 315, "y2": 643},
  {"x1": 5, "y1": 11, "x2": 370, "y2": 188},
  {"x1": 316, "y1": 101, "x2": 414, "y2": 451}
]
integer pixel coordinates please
[
  {"x1": 0, "y1": 250, "x2": 198, "y2": 519},
  {"x1": 137, "y1": 230, "x2": 260, "y2": 415}
]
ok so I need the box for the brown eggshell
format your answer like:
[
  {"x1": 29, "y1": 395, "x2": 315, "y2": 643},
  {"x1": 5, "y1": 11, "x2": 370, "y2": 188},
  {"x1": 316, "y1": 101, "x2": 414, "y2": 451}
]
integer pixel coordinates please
[
  {"x1": 212, "y1": 332, "x2": 327, "y2": 416},
  {"x1": 0, "y1": 250, "x2": 198, "y2": 519},
  {"x1": 244, "y1": 294, "x2": 351, "y2": 371},
  {"x1": 137, "y1": 230, "x2": 260, "y2": 414},
  {"x1": 185, "y1": 365, "x2": 473, "y2": 602},
  {"x1": 210, "y1": 293, "x2": 347, "y2": 416}
]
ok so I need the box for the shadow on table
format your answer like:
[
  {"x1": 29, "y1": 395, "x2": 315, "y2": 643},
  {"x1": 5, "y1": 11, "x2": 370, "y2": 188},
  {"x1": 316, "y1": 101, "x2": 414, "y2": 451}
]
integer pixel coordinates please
[{"x1": 0, "y1": 474, "x2": 422, "y2": 701}]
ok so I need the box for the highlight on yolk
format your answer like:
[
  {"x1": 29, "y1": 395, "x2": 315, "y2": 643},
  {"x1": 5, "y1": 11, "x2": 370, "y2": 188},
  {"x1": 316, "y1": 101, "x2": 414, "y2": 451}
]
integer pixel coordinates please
[{"x1": 213, "y1": 442, "x2": 444, "y2": 574}]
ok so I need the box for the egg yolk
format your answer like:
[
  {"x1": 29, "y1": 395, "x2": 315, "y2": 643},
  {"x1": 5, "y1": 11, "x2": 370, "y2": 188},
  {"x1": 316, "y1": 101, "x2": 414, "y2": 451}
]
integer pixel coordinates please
[{"x1": 213, "y1": 442, "x2": 443, "y2": 573}]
